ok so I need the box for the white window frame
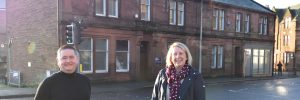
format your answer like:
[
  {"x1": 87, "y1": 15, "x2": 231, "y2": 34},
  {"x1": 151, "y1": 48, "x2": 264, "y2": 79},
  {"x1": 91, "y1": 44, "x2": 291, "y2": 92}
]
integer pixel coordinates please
[
  {"x1": 219, "y1": 9, "x2": 224, "y2": 30},
  {"x1": 213, "y1": 9, "x2": 224, "y2": 30},
  {"x1": 263, "y1": 17, "x2": 267, "y2": 35},
  {"x1": 235, "y1": 13, "x2": 241, "y2": 32},
  {"x1": 79, "y1": 37, "x2": 93, "y2": 73},
  {"x1": 259, "y1": 17, "x2": 263, "y2": 34},
  {"x1": 95, "y1": 0, "x2": 106, "y2": 16},
  {"x1": 141, "y1": 0, "x2": 150, "y2": 21},
  {"x1": 169, "y1": 0, "x2": 176, "y2": 25},
  {"x1": 108, "y1": 0, "x2": 118, "y2": 18},
  {"x1": 116, "y1": 40, "x2": 130, "y2": 72},
  {"x1": 211, "y1": 46, "x2": 223, "y2": 69},
  {"x1": 95, "y1": 39, "x2": 109, "y2": 73},
  {"x1": 213, "y1": 8, "x2": 219, "y2": 30},
  {"x1": 245, "y1": 14, "x2": 250, "y2": 33},
  {"x1": 177, "y1": 2, "x2": 184, "y2": 26}
]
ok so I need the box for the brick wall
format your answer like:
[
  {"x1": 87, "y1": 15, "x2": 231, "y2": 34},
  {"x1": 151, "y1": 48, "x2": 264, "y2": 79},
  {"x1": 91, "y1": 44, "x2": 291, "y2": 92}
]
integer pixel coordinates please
[{"x1": 6, "y1": 0, "x2": 59, "y2": 85}]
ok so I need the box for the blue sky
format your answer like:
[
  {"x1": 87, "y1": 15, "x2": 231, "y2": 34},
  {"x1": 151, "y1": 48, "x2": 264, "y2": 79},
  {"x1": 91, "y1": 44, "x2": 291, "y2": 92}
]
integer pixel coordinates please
[
  {"x1": 0, "y1": 0, "x2": 5, "y2": 9},
  {"x1": 254, "y1": 0, "x2": 300, "y2": 8}
]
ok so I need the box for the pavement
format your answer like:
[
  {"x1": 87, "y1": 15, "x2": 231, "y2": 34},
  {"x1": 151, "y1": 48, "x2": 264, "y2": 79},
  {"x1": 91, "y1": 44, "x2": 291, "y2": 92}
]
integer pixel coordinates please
[{"x1": 0, "y1": 73, "x2": 297, "y2": 99}]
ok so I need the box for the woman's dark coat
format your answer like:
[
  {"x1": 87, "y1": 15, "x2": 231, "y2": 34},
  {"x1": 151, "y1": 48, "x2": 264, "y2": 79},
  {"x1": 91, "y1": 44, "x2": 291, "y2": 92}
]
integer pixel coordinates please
[{"x1": 151, "y1": 67, "x2": 206, "y2": 100}]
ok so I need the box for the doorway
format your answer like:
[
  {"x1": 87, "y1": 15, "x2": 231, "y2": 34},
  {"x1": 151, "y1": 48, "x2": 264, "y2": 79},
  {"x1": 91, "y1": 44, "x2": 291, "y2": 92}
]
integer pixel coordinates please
[{"x1": 140, "y1": 41, "x2": 149, "y2": 80}]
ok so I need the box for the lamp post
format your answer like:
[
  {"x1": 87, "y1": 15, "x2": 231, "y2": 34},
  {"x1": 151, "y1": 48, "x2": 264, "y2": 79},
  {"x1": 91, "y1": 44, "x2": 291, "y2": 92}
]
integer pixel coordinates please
[
  {"x1": 7, "y1": 37, "x2": 12, "y2": 84},
  {"x1": 199, "y1": 0, "x2": 203, "y2": 73}
]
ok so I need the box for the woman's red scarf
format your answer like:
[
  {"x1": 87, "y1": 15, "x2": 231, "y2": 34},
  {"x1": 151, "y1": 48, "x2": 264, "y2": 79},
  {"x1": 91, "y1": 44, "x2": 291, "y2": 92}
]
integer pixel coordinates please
[{"x1": 166, "y1": 64, "x2": 190, "y2": 100}]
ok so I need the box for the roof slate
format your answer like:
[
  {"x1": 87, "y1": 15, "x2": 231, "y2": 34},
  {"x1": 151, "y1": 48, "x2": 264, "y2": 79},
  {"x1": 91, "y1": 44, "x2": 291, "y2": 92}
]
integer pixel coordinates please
[{"x1": 212, "y1": 0, "x2": 273, "y2": 13}]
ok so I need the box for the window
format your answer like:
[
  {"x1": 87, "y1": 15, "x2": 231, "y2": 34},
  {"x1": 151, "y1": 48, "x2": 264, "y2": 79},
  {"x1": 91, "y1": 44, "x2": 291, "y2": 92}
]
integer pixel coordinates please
[
  {"x1": 284, "y1": 52, "x2": 293, "y2": 64},
  {"x1": 283, "y1": 35, "x2": 290, "y2": 46},
  {"x1": 169, "y1": 0, "x2": 176, "y2": 25},
  {"x1": 108, "y1": 0, "x2": 118, "y2": 17},
  {"x1": 177, "y1": 2, "x2": 184, "y2": 26},
  {"x1": 253, "y1": 49, "x2": 270, "y2": 74},
  {"x1": 213, "y1": 8, "x2": 224, "y2": 30},
  {"x1": 116, "y1": 40, "x2": 130, "y2": 72},
  {"x1": 244, "y1": 14, "x2": 250, "y2": 33},
  {"x1": 95, "y1": 0, "x2": 106, "y2": 16},
  {"x1": 235, "y1": 13, "x2": 241, "y2": 32},
  {"x1": 141, "y1": 0, "x2": 150, "y2": 21},
  {"x1": 211, "y1": 46, "x2": 223, "y2": 69},
  {"x1": 259, "y1": 17, "x2": 267, "y2": 35},
  {"x1": 284, "y1": 17, "x2": 291, "y2": 29},
  {"x1": 78, "y1": 38, "x2": 110, "y2": 73},
  {"x1": 169, "y1": 0, "x2": 184, "y2": 26},
  {"x1": 78, "y1": 37, "x2": 93, "y2": 73},
  {"x1": 95, "y1": 39, "x2": 109, "y2": 73},
  {"x1": 95, "y1": 0, "x2": 118, "y2": 18}
]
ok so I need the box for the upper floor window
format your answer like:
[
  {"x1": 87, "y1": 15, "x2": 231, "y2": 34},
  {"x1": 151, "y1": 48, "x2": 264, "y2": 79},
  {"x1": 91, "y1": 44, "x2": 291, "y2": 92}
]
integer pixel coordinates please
[
  {"x1": 244, "y1": 14, "x2": 250, "y2": 33},
  {"x1": 95, "y1": 0, "x2": 119, "y2": 18},
  {"x1": 284, "y1": 17, "x2": 291, "y2": 29},
  {"x1": 169, "y1": 0, "x2": 184, "y2": 26},
  {"x1": 213, "y1": 8, "x2": 224, "y2": 30},
  {"x1": 235, "y1": 13, "x2": 241, "y2": 32},
  {"x1": 211, "y1": 46, "x2": 223, "y2": 69},
  {"x1": 259, "y1": 17, "x2": 268, "y2": 35},
  {"x1": 283, "y1": 35, "x2": 290, "y2": 46},
  {"x1": 141, "y1": 0, "x2": 150, "y2": 21}
]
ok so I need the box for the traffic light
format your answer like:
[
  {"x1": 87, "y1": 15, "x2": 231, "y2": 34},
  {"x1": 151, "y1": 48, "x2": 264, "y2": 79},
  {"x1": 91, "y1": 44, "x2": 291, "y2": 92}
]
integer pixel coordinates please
[{"x1": 65, "y1": 23, "x2": 74, "y2": 44}]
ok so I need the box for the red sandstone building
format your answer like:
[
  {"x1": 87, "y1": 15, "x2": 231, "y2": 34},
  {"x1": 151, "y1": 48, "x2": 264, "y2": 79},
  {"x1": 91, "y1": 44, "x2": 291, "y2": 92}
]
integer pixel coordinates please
[{"x1": 4, "y1": 0, "x2": 275, "y2": 85}]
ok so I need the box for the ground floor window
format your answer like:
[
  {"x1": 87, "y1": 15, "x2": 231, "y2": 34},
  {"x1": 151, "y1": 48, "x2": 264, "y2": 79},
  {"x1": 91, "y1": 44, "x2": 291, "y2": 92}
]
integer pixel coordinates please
[
  {"x1": 211, "y1": 46, "x2": 223, "y2": 69},
  {"x1": 116, "y1": 40, "x2": 130, "y2": 72},
  {"x1": 78, "y1": 37, "x2": 109, "y2": 73},
  {"x1": 244, "y1": 48, "x2": 271, "y2": 76},
  {"x1": 283, "y1": 52, "x2": 294, "y2": 64}
]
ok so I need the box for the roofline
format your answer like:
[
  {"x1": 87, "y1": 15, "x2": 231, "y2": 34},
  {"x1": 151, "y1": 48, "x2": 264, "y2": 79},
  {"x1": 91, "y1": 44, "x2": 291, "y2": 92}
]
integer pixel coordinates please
[
  {"x1": 212, "y1": 0, "x2": 275, "y2": 15},
  {"x1": 250, "y1": 0, "x2": 275, "y2": 14}
]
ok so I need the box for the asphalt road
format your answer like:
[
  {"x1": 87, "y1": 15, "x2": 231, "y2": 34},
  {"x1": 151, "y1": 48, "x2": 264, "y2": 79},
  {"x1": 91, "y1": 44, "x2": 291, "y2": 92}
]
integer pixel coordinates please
[{"x1": 4, "y1": 77, "x2": 300, "y2": 100}]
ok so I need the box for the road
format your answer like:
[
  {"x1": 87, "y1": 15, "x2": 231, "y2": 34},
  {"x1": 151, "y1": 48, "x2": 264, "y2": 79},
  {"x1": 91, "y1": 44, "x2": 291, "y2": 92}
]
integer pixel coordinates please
[{"x1": 4, "y1": 77, "x2": 300, "y2": 100}]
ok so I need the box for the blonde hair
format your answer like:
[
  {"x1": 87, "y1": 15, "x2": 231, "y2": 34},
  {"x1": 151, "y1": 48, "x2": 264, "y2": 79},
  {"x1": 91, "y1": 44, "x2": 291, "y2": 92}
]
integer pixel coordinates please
[{"x1": 166, "y1": 42, "x2": 193, "y2": 66}]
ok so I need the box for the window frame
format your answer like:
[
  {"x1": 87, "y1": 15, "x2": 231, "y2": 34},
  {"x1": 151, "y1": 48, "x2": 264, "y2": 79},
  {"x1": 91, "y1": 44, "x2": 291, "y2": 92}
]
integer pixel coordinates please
[
  {"x1": 116, "y1": 40, "x2": 130, "y2": 72},
  {"x1": 141, "y1": 0, "x2": 151, "y2": 21},
  {"x1": 95, "y1": 0, "x2": 119, "y2": 18},
  {"x1": 235, "y1": 13, "x2": 241, "y2": 32},
  {"x1": 211, "y1": 46, "x2": 223, "y2": 69},
  {"x1": 213, "y1": 8, "x2": 224, "y2": 30},
  {"x1": 108, "y1": 0, "x2": 119, "y2": 18},
  {"x1": 177, "y1": 2, "x2": 184, "y2": 26},
  {"x1": 95, "y1": 38, "x2": 109, "y2": 73},
  {"x1": 244, "y1": 14, "x2": 250, "y2": 33},
  {"x1": 79, "y1": 37, "x2": 93, "y2": 73}
]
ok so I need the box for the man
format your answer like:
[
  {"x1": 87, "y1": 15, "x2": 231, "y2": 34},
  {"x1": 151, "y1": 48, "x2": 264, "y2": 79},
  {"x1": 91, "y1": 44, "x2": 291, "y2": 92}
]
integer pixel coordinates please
[
  {"x1": 277, "y1": 61, "x2": 283, "y2": 76},
  {"x1": 34, "y1": 44, "x2": 91, "y2": 100}
]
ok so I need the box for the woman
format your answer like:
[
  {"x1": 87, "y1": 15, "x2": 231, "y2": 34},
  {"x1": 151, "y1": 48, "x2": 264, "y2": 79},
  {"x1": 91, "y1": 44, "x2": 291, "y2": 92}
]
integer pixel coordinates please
[{"x1": 152, "y1": 42, "x2": 205, "y2": 100}]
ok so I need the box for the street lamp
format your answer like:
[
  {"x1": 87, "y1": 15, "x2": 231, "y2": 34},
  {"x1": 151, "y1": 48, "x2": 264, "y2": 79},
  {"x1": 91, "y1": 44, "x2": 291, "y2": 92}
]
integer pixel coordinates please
[{"x1": 0, "y1": 37, "x2": 12, "y2": 85}]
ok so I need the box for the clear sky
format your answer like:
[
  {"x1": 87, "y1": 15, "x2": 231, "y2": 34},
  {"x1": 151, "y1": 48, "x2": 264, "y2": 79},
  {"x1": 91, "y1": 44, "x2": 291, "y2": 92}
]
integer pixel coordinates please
[
  {"x1": 0, "y1": 0, "x2": 5, "y2": 9},
  {"x1": 254, "y1": 0, "x2": 300, "y2": 8}
]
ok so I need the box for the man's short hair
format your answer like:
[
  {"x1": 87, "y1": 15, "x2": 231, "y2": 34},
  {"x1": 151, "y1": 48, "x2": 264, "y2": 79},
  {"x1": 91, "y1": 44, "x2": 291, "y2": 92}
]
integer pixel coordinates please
[{"x1": 56, "y1": 44, "x2": 80, "y2": 59}]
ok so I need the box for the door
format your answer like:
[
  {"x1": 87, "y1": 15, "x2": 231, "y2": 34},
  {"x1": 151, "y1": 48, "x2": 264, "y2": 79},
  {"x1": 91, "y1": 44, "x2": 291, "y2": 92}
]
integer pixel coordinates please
[
  {"x1": 140, "y1": 41, "x2": 149, "y2": 80},
  {"x1": 235, "y1": 47, "x2": 243, "y2": 77}
]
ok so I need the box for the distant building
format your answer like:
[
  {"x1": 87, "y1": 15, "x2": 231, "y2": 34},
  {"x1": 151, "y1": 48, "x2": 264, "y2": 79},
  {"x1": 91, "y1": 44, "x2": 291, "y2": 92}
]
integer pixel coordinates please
[
  {"x1": 202, "y1": 0, "x2": 275, "y2": 77},
  {"x1": 0, "y1": 5, "x2": 7, "y2": 82},
  {"x1": 273, "y1": 4, "x2": 300, "y2": 75},
  {"x1": 6, "y1": 0, "x2": 275, "y2": 85}
]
